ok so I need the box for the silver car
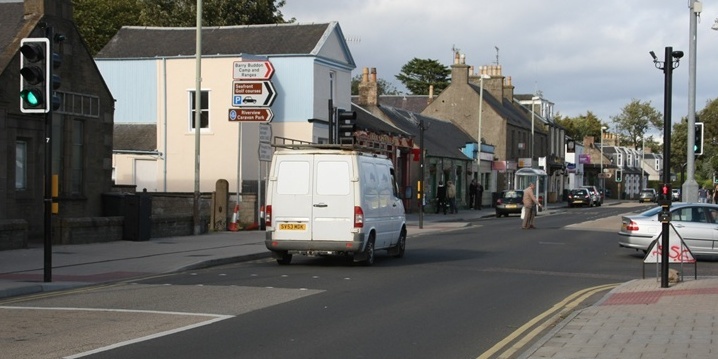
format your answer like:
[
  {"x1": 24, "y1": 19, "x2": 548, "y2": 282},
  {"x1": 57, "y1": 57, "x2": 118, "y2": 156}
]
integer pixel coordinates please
[{"x1": 618, "y1": 202, "x2": 718, "y2": 256}]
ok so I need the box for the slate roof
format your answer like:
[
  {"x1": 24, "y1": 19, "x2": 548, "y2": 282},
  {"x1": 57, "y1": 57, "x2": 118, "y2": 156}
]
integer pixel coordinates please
[
  {"x1": 0, "y1": 1, "x2": 36, "y2": 73},
  {"x1": 379, "y1": 106, "x2": 473, "y2": 160},
  {"x1": 351, "y1": 104, "x2": 410, "y2": 137},
  {"x1": 351, "y1": 95, "x2": 435, "y2": 114},
  {"x1": 96, "y1": 22, "x2": 347, "y2": 59},
  {"x1": 468, "y1": 83, "x2": 547, "y2": 135},
  {"x1": 113, "y1": 124, "x2": 157, "y2": 151}
]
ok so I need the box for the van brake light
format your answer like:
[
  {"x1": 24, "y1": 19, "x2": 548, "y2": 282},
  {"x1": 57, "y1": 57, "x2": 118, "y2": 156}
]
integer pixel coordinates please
[
  {"x1": 265, "y1": 205, "x2": 272, "y2": 227},
  {"x1": 354, "y1": 206, "x2": 364, "y2": 228}
]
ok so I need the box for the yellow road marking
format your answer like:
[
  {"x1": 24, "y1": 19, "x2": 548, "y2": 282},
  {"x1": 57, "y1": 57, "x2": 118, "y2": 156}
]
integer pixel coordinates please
[{"x1": 477, "y1": 283, "x2": 619, "y2": 359}]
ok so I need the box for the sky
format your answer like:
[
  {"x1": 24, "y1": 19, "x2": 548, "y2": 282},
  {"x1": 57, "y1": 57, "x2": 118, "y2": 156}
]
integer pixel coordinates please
[{"x1": 282, "y1": 0, "x2": 718, "y2": 131}]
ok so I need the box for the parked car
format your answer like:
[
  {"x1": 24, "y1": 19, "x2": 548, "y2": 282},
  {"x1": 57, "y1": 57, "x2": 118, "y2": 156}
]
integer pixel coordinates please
[
  {"x1": 618, "y1": 202, "x2": 718, "y2": 255},
  {"x1": 672, "y1": 188, "x2": 681, "y2": 201},
  {"x1": 638, "y1": 189, "x2": 657, "y2": 203},
  {"x1": 581, "y1": 185, "x2": 602, "y2": 206},
  {"x1": 495, "y1": 189, "x2": 524, "y2": 217},
  {"x1": 567, "y1": 188, "x2": 594, "y2": 207}
]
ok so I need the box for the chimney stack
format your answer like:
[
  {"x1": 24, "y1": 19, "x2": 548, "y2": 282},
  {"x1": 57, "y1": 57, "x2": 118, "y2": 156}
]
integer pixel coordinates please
[{"x1": 357, "y1": 67, "x2": 379, "y2": 106}]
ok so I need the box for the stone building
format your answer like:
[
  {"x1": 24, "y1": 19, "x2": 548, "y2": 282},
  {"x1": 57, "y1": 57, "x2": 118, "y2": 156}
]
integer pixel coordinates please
[{"x1": 0, "y1": 0, "x2": 115, "y2": 248}]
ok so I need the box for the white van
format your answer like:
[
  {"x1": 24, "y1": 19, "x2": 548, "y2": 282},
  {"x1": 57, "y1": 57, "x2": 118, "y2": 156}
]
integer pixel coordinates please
[{"x1": 264, "y1": 146, "x2": 407, "y2": 265}]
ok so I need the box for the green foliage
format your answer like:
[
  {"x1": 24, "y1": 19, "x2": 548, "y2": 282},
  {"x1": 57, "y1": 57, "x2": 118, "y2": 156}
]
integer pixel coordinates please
[
  {"x1": 137, "y1": 0, "x2": 291, "y2": 27},
  {"x1": 350, "y1": 74, "x2": 401, "y2": 96},
  {"x1": 695, "y1": 98, "x2": 718, "y2": 181},
  {"x1": 554, "y1": 111, "x2": 606, "y2": 142},
  {"x1": 395, "y1": 58, "x2": 450, "y2": 95},
  {"x1": 610, "y1": 99, "x2": 662, "y2": 149},
  {"x1": 73, "y1": 0, "x2": 292, "y2": 55},
  {"x1": 73, "y1": 0, "x2": 143, "y2": 56}
]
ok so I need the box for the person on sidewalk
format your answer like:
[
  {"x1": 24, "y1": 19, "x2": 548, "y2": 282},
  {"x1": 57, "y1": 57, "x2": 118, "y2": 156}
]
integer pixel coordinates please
[
  {"x1": 476, "y1": 181, "x2": 484, "y2": 210},
  {"x1": 522, "y1": 182, "x2": 542, "y2": 229},
  {"x1": 435, "y1": 181, "x2": 447, "y2": 214},
  {"x1": 699, "y1": 186, "x2": 708, "y2": 203},
  {"x1": 447, "y1": 181, "x2": 457, "y2": 214},
  {"x1": 469, "y1": 179, "x2": 478, "y2": 209}
]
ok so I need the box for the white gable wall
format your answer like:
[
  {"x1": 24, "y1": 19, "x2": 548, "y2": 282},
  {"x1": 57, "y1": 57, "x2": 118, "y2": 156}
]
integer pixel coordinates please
[{"x1": 100, "y1": 26, "x2": 356, "y2": 193}]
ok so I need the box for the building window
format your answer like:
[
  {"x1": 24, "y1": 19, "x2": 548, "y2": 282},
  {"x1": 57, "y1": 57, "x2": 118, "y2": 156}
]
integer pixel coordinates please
[
  {"x1": 617, "y1": 152, "x2": 623, "y2": 167},
  {"x1": 16, "y1": 141, "x2": 27, "y2": 190},
  {"x1": 655, "y1": 159, "x2": 660, "y2": 171},
  {"x1": 189, "y1": 90, "x2": 209, "y2": 130},
  {"x1": 71, "y1": 120, "x2": 84, "y2": 194}
]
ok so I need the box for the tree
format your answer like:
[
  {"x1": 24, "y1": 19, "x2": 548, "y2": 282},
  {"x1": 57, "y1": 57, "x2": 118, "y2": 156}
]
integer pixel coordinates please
[
  {"x1": 395, "y1": 58, "x2": 450, "y2": 95},
  {"x1": 73, "y1": 0, "x2": 292, "y2": 55},
  {"x1": 137, "y1": 0, "x2": 291, "y2": 27},
  {"x1": 73, "y1": 0, "x2": 143, "y2": 56},
  {"x1": 694, "y1": 98, "x2": 718, "y2": 183},
  {"x1": 554, "y1": 111, "x2": 606, "y2": 142},
  {"x1": 350, "y1": 74, "x2": 401, "y2": 96},
  {"x1": 610, "y1": 99, "x2": 662, "y2": 149}
]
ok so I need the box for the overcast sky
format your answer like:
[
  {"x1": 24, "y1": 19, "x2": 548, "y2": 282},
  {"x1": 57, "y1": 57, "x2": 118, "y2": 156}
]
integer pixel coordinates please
[{"x1": 282, "y1": 0, "x2": 718, "y2": 130}]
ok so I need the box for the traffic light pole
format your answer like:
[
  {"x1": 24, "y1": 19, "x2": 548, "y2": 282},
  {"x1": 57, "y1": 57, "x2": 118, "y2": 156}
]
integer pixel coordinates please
[
  {"x1": 651, "y1": 46, "x2": 682, "y2": 288},
  {"x1": 43, "y1": 26, "x2": 54, "y2": 282}
]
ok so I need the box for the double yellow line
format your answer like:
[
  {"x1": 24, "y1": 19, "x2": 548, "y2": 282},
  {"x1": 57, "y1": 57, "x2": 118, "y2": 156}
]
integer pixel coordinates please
[{"x1": 478, "y1": 283, "x2": 618, "y2": 359}]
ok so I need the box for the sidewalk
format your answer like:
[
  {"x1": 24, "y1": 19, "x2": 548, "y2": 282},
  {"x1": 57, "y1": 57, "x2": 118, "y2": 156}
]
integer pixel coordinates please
[
  {"x1": 3, "y1": 201, "x2": 718, "y2": 358},
  {"x1": 0, "y1": 206, "x2": 489, "y2": 299}
]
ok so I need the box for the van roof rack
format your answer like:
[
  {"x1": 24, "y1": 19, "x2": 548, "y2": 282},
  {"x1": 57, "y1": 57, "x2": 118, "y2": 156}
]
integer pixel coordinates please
[{"x1": 271, "y1": 143, "x2": 387, "y2": 156}]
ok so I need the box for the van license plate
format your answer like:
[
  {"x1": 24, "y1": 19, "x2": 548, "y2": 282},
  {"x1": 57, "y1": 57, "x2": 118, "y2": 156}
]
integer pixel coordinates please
[{"x1": 279, "y1": 223, "x2": 306, "y2": 230}]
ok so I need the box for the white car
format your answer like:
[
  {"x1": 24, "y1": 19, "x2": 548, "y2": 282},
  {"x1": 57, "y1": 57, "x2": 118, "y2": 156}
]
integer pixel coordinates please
[{"x1": 618, "y1": 202, "x2": 718, "y2": 256}]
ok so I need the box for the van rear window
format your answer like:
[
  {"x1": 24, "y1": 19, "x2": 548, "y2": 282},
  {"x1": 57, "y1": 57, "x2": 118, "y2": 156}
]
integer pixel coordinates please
[{"x1": 277, "y1": 161, "x2": 310, "y2": 194}]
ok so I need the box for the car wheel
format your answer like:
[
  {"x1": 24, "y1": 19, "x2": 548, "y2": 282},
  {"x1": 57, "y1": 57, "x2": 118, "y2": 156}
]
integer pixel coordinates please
[
  {"x1": 496, "y1": 212, "x2": 501, "y2": 218},
  {"x1": 392, "y1": 229, "x2": 406, "y2": 258},
  {"x1": 361, "y1": 235, "x2": 375, "y2": 266},
  {"x1": 275, "y1": 251, "x2": 292, "y2": 265}
]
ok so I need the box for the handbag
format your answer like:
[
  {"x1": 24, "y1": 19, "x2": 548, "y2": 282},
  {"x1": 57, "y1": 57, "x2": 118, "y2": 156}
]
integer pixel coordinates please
[{"x1": 520, "y1": 206, "x2": 526, "y2": 220}]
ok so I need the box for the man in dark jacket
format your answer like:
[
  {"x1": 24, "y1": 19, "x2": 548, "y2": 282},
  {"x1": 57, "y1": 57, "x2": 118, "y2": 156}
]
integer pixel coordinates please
[{"x1": 436, "y1": 181, "x2": 447, "y2": 214}]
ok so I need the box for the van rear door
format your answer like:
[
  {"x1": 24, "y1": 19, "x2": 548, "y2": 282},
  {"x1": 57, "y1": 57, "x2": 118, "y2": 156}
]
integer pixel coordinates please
[
  {"x1": 311, "y1": 155, "x2": 355, "y2": 242},
  {"x1": 271, "y1": 153, "x2": 355, "y2": 243}
]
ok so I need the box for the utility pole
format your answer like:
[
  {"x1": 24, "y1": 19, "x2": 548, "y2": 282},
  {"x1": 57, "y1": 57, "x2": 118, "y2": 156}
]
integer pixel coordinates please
[{"x1": 683, "y1": 0, "x2": 700, "y2": 202}]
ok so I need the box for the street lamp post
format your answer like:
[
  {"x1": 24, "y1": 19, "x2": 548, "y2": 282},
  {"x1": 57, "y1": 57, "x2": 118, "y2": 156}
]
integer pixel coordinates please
[
  {"x1": 477, "y1": 74, "x2": 490, "y2": 192},
  {"x1": 530, "y1": 96, "x2": 539, "y2": 161},
  {"x1": 600, "y1": 126, "x2": 608, "y2": 190}
]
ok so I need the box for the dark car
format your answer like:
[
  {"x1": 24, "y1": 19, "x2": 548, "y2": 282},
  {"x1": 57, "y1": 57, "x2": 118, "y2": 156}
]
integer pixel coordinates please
[
  {"x1": 495, "y1": 189, "x2": 524, "y2": 218},
  {"x1": 568, "y1": 188, "x2": 593, "y2": 207}
]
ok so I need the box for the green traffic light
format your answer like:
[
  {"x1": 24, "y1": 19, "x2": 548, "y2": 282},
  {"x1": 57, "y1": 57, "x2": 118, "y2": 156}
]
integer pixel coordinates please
[{"x1": 20, "y1": 89, "x2": 44, "y2": 107}]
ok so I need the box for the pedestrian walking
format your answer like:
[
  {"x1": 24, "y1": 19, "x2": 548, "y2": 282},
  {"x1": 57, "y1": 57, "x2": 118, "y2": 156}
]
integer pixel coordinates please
[
  {"x1": 699, "y1": 186, "x2": 708, "y2": 203},
  {"x1": 447, "y1": 181, "x2": 457, "y2": 214},
  {"x1": 476, "y1": 182, "x2": 484, "y2": 210},
  {"x1": 435, "y1": 181, "x2": 447, "y2": 214},
  {"x1": 469, "y1": 179, "x2": 478, "y2": 209},
  {"x1": 522, "y1": 182, "x2": 542, "y2": 229},
  {"x1": 713, "y1": 185, "x2": 718, "y2": 204}
]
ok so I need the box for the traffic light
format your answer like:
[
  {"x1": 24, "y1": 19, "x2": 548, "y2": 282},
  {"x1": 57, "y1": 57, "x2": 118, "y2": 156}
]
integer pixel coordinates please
[
  {"x1": 19, "y1": 37, "x2": 50, "y2": 113},
  {"x1": 337, "y1": 109, "x2": 357, "y2": 144},
  {"x1": 660, "y1": 183, "x2": 672, "y2": 201},
  {"x1": 615, "y1": 170, "x2": 622, "y2": 183},
  {"x1": 694, "y1": 122, "x2": 704, "y2": 155}
]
